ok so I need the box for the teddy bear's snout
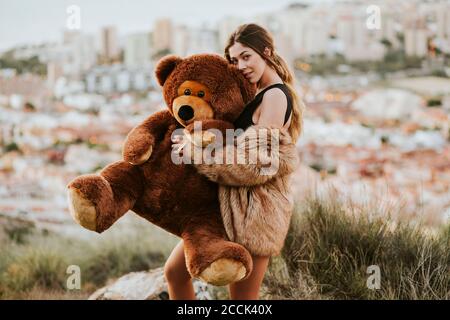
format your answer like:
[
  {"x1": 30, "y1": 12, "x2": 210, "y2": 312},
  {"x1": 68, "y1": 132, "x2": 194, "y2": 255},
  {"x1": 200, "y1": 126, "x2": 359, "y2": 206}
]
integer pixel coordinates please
[
  {"x1": 178, "y1": 105, "x2": 194, "y2": 121},
  {"x1": 172, "y1": 86, "x2": 214, "y2": 126}
]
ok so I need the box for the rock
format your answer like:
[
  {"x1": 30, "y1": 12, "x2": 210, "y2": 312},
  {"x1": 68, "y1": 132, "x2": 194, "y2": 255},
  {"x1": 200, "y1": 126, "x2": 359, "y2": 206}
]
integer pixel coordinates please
[{"x1": 88, "y1": 267, "x2": 218, "y2": 300}]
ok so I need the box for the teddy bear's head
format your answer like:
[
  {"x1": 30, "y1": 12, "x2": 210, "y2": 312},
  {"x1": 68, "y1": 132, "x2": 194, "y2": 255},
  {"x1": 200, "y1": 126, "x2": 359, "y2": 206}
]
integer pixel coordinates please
[{"x1": 155, "y1": 54, "x2": 256, "y2": 127}]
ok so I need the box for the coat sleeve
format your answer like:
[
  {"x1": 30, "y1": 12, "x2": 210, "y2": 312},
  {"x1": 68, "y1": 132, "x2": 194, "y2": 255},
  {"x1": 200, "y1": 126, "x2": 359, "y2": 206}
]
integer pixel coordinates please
[{"x1": 184, "y1": 125, "x2": 300, "y2": 187}]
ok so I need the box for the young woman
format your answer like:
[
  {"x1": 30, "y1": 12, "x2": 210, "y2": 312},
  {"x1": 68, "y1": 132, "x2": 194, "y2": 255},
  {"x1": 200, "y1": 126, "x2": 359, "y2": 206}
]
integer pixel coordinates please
[{"x1": 167, "y1": 23, "x2": 304, "y2": 300}]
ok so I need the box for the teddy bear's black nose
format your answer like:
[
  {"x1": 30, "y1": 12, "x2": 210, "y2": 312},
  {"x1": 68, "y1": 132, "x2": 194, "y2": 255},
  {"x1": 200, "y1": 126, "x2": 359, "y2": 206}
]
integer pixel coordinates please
[{"x1": 178, "y1": 105, "x2": 194, "y2": 121}]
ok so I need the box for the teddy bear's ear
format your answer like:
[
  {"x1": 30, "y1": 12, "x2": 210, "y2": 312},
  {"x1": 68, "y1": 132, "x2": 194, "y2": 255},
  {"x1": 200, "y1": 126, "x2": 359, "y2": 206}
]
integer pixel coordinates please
[{"x1": 155, "y1": 55, "x2": 183, "y2": 86}]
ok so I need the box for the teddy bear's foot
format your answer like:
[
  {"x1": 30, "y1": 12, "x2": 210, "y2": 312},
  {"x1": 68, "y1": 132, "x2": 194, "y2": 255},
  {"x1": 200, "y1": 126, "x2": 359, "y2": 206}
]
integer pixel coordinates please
[
  {"x1": 67, "y1": 187, "x2": 97, "y2": 231},
  {"x1": 67, "y1": 175, "x2": 115, "y2": 233},
  {"x1": 198, "y1": 258, "x2": 247, "y2": 286}
]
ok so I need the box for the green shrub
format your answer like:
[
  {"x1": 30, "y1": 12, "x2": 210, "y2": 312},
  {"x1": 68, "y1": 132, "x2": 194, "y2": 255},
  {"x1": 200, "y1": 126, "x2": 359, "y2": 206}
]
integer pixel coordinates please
[
  {"x1": 265, "y1": 198, "x2": 450, "y2": 300},
  {"x1": 427, "y1": 99, "x2": 442, "y2": 107}
]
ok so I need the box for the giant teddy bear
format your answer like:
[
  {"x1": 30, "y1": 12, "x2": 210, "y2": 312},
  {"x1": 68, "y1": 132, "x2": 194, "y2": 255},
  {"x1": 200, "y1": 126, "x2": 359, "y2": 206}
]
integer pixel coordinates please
[{"x1": 66, "y1": 54, "x2": 256, "y2": 286}]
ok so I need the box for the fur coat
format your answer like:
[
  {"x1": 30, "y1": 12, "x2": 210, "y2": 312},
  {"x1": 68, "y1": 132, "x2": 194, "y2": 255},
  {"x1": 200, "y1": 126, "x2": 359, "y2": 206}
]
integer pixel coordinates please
[{"x1": 185, "y1": 125, "x2": 300, "y2": 256}]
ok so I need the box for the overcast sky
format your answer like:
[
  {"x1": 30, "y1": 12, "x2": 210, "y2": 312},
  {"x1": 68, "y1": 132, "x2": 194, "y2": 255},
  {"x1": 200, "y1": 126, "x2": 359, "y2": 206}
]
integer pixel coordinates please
[{"x1": 0, "y1": 0, "x2": 335, "y2": 51}]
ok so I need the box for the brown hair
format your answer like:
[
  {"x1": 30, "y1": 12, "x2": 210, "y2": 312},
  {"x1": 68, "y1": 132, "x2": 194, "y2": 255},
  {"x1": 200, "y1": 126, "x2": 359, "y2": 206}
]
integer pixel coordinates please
[{"x1": 224, "y1": 23, "x2": 304, "y2": 142}]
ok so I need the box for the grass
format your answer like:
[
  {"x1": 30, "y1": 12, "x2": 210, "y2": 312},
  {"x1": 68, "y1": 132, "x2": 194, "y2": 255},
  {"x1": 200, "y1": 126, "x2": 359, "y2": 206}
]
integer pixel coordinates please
[
  {"x1": 0, "y1": 214, "x2": 178, "y2": 299},
  {"x1": 263, "y1": 196, "x2": 450, "y2": 300},
  {"x1": 1, "y1": 196, "x2": 448, "y2": 300}
]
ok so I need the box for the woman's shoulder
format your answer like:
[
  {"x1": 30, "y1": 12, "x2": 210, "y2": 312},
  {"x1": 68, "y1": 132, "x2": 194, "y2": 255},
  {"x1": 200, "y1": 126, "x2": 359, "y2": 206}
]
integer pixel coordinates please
[
  {"x1": 261, "y1": 85, "x2": 288, "y2": 101},
  {"x1": 255, "y1": 85, "x2": 289, "y2": 126},
  {"x1": 259, "y1": 83, "x2": 291, "y2": 109}
]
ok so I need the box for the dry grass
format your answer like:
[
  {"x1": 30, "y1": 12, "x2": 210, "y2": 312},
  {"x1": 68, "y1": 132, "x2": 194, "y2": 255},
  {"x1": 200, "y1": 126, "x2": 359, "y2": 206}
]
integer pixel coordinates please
[
  {"x1": 0, "y1": 214, "x2": 178, "y2": 299},
  {"x1": 263, "y1": 196, "x2": 450, "y2": 300},
  {"x1": 1, "y1": 198, "x2": 448, "y2": 300}
]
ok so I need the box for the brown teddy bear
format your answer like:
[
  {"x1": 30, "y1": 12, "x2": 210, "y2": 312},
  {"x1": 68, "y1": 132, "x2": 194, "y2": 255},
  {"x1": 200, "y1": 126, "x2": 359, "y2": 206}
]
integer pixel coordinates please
[{"x1": 66, "y1": 54, "x2": 256, "y2": 286}]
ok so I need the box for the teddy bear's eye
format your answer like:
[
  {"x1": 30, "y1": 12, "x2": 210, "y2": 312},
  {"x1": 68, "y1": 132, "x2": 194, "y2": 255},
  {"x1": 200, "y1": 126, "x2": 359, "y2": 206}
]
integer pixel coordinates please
[
  {"x1": 197, "y1": 91, "x2": 205, "y2": 98},
  {"x1": 184, "y1": 89, "x2": 191, "y2": 95}
]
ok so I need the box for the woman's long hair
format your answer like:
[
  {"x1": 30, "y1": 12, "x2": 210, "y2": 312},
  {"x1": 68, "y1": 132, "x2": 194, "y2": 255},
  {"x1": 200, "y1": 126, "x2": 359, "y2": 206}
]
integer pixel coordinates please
[{"x1": 224, "y1": 23, "x2": 304, "y2": 142}]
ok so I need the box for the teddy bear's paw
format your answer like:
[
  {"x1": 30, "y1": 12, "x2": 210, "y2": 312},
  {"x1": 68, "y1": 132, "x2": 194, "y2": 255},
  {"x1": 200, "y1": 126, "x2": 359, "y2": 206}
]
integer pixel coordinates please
[
  {"x1": 67, "y1": 187, "x2": 97, "y2": 232},
  {"x1": 127, "y1": 145, "x2": 153, "y2": 165},
  {"x1": 198, "y1": 258, "x2": 246, "y2": 286},
  {"x1": 185, "y1": 130, "x2": 216, "y2": 148},
  {"x1": 201, "y1": 131, "x2": 216, "y2": 147}
]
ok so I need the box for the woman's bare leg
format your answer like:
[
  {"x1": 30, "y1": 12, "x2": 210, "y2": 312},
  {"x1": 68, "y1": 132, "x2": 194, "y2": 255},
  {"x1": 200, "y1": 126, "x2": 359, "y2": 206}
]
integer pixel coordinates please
[
  {"x1": 164, "y1": 240, "x2": 196, "y2": 300},
  {"x1": 228, "y1": 255, "x2": 270, "y2": 300}
]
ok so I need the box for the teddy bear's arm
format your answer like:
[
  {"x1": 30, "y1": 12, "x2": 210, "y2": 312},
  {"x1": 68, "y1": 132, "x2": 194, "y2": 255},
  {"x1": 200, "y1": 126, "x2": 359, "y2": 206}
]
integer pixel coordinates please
[
  {"x1": 184, "y1": 123, "x2": 299, "y2": 187},
  {"x1": 122, "y1": 109, "x2": 174, "y2": 165}
]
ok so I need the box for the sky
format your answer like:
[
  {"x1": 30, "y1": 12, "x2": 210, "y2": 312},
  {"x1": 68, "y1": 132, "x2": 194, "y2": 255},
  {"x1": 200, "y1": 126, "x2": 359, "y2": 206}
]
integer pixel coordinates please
[{"x1": 0, "y1": 0, "x2": 333, "y2": 51}]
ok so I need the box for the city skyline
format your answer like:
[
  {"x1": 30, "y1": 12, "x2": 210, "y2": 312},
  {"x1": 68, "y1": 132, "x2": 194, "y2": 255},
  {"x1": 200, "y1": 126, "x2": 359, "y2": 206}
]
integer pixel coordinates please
[{"x1": 0, "y1": 0, "x2": 334, "y2": 52}]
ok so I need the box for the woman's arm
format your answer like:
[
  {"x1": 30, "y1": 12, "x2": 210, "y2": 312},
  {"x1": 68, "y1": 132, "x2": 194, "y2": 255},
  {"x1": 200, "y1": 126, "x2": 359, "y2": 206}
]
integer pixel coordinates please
[{"x1": 189, "y1": 125, "x2": 299, "y2": 186}]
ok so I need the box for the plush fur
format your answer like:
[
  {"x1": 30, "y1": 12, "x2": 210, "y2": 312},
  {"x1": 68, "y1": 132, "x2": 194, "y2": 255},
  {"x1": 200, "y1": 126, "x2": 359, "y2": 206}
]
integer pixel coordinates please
[
  {"x1": 66, "y1": 54, "x2": 257, "y2": 286},
  {"x1": 184, "y1": 125, "x2": 300, "y2": 256}
]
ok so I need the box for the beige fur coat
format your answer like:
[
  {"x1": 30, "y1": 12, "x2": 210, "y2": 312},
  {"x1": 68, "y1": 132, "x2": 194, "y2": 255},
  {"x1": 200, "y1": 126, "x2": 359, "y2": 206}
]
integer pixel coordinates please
[{"x1": 185, "y1": 125, "x2": 299, "y2": 256}]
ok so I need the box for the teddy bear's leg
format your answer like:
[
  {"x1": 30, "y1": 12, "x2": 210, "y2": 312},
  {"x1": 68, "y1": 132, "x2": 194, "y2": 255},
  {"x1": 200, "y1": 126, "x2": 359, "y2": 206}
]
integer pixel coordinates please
[
  {"x1": 67, "y1": 160, "x2": 143, "y2": 233},
  {"x1": 181, "y1": 219, "x2": 253, "y2": 286}
]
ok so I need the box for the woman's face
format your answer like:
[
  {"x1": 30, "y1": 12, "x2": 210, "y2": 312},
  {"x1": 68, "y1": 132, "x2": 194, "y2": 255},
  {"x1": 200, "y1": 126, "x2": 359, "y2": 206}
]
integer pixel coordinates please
[{"x1": 228, "y1": 42, "x2": 267, "y2": 84}]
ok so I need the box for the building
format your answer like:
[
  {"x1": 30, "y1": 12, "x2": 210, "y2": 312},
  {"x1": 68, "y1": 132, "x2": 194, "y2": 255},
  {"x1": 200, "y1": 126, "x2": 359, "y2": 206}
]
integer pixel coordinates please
[
  {"x1": 186, "y1": 26, "x2": 219, "y2": 55},
  {"x1": 46, "y1": 62, "x2": 64, "y2": 88},
  {"x1": 62, "y1": 31, "x2": 97, "y2": 76},
  {"x1": 100, "y1": 26, "x2": 120, "y2": 64},
  {"x1": 153, "y1": 18, "x2": 174, "y2": 55},
  {"x1": 374, "y1": 10, "x2": 399, "y2": 48},
  {"x1": 173, "y1": 25, "x2": 190, "y2": 57},
  {"x1": 84, "y1": 65, "x2": 154, "y2": 94},
  {"x1": 436, "y1": 3, "x2": 450, "y2": 40},
  {"x1": 404, "y1": 17, "x2": 428, "y2": 57},
  {"x1": 124, "y1": 33, "x2": 151, "y2": 68},
  {"x1": 156, "y1": 22, "x2": 219, "y2": 57},
  {"x1": 217, "y1": 16, "x2": 244, "y2": 52},
  {"x1": 336, "y1": 11, "x2": 385, "y2": 61},
  {"x1": 279, "y1": 6, "x2": 329, "y2": 59}
]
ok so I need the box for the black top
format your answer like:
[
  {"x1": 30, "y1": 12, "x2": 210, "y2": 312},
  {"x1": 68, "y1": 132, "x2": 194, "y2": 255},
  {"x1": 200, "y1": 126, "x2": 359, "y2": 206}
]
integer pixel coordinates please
[{"x1": 234, "y1": 83, "x2": 293, "y2": 131}]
